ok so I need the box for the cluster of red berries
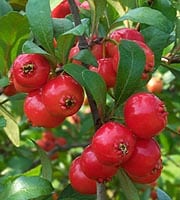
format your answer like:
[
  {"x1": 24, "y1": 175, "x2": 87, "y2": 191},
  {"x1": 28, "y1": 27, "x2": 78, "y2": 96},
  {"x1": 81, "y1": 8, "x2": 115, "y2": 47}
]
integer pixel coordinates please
[
  {"x1": 8, "y1": 53, "x2": 84, "y2": 128},
  {"x1": 69, "y1": 27, "x2": 155, "y2": 88},
  {"x1": 69, "y1": 92, "x2": 168, "y2": 194},
  {"x1": 36, "y1": 131, "x2": 67, "y2": 160}
]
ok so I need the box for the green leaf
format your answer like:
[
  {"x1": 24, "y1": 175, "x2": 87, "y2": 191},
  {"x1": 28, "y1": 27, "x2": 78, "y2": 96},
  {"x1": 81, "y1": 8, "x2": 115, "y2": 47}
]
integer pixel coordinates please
[
  {"x1": 23, "y1": 165, "x2": 42, "y2": 177},
  {"x1": 119, "y1": 169, "x2": 140, "y2": 200},
  {"x1": 22, "y1": 40, "x2": 50, "y2": 55},
  {"x1": 0, "y1": 105, "x2": 20, "y2": 147},
  {"x1": 0, "y1": 0, "x2": 13, "y2": 16},
  {"x1": 55, "y1": 34, "x2": 75, "y2": 64},
  {"x1": 63, "y1": 24, "x2": 86, "y2": 36},
  {"x1": 141, "y1": 27, "x2": 173, "y2": 64},
  {"x1": 73, "y1": 49, "x2": 98, "y2": 66},
  {"x1": 0, "y1": 116, "x2": 6, "y2": 128},
  {"x1": 82, "y1": 70, "x2": 107, "y2": 117},
  {"x1": 0, "y1": 76, "x2": 9, "y2": 87},
  {"x1": 152, "y1": 0, "x2": 176, "y2": 22},
  {"x1": 0, "y1": 176, "x2": 53, "y2": 200},
  {"x1": 114, "y1": 7, "x2": 174, "y2": 33},
  {"x1": 157, "y1": 188, "x2": 172, "y2": 200},
  {"x1": 26, "y1": 0, "x2": 54, "y2": 54},
  {"x1": 88, "y1": 0, "x2": 107, "y2": 34},
  {"x1": 53, "y1": 18, "x2": 74, "y2": 38},
  {"x1": 0, "y1": 12, "x2": 30, "y2": 73},
  {"x1": 35, "y1": 142, "x2": 52, "y2": 182},
  {"x1": 114, "y1": 40, "x2": 146, "y2": 106},
  {"x1": 63, "y1": 63, "x2": 87, "y2": 86},
  {"x1": 60, "y1": 184, "x2": 96, "y2": 200}
]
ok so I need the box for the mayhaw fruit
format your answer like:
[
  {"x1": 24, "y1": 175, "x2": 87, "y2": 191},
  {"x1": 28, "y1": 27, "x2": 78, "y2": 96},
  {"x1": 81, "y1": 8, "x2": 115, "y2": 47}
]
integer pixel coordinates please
[
  {"x1": 69, "y1": 156, "x2": 97, "y2": 194},
  {"x1": 124, "y1": 92, "x2": 168, "y2": 139},
  {"x1": 80, "y1": 145, "x2": 118, "y2": 183},
  {"x1": 24, "y1": 89, "x2": 65, "y2": 128},
  {"x1": 122, "y1": 138, "x2": 161, "y2": 177},
  {"x1": 91, "y1": 121, "x2": 136, "y2": 167},
  {"x1": 12, "y1": 54, "x2": 51, "y2": 93},
  {"x1": 42, "y1": 74, "x2": 84, "y2": 117}
]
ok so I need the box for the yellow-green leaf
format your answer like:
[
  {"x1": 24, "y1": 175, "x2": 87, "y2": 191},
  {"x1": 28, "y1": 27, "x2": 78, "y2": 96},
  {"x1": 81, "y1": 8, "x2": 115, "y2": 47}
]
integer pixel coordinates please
[{"x1": 0, "y1": 105, "x2": 20, "y2": 147}]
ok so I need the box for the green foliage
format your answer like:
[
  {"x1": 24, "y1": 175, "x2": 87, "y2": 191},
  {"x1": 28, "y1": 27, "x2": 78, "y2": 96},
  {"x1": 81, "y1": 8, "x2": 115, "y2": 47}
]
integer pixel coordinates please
[
  {"x1": 0, "y1": 12, "x2": 30, "y2": 73},
  {"x1": 26, "y1": 0, "x2": 54, "y2": 55},
  {"x1": 0, "y1": 106, "x2": 20, "y2": 147},
  {"x1": 114, "y1": 40, "x2": 146, "y2": 105},
  {"x1": 0, "y1": 176, "x2": 53, "y2": 200},
  {"x1": 0, "y1": 0, "x2": 180, "y2": 200},
  {"x1": 60, "y1": 184, "x2": 96, "y2": 200}
]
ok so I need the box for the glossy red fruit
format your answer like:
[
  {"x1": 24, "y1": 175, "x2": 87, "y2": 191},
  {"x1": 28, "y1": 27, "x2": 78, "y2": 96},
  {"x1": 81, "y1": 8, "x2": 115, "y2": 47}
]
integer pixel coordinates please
[
  {"x1": 3, "y1": 83, "x2": 17, "y2": 96},
  {"x1": 12, "y1": 54, "x2": 50, "y2": 92},
  {"x1": 79, "y1": 1, "x2": 90, "y2": 10},
  {"x1": 24, "y1": 89, "x2": 65, "y2": 128},
  {"x1": 51, "y1": 0, "x2": 80, "y2": 18},
  {"x1": 42, "y1": 75, "x2": 84, "y2": 117},
  {"x1": 146, "y1": 77, "x2": 163, "y2": 93},
  {"x1": 109, "y1": 28, "x2": 145, "y2": 43},
  {"x1": 80, "y1": 145, "x2": 118, "y2": 183},
  {"x1": 91, "y1": 121, "x2": 136, "y2": 167},
  {"x1": 128, "y1": 158, "x2": 163, "y2": 184},
  {"x1": 97, "y1": 58, "x2": 117, "y2": 88},
  {"x1": 134, "y1": 41, "x2": 155, "y2": 79},
  {"x1": 122, "y1": 138, "x2": 161, "y2": 177},
  {"x1": 68, "y1": 44, "x2": 81, "y2": 65},
  {"x1": 55, "y1": 137, "x2": 67, "y2": 146},
  {"x1": 69, "y1": 157, "x2": 97, "y2": 194},
  {"x1": 124, "y1": 92, "x2": 168, "y2": 138}
]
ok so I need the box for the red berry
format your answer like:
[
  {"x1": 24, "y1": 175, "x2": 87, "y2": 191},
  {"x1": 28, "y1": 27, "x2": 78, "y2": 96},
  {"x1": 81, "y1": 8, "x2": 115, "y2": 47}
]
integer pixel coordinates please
[
  {"x1": 122, "y1": 138, "x2": 161, "y2": 177},
  {"x1": 147, "y1": 77, "x2": 163, "y2": 93},
  {"x1": 109, "y1": 28, "x2": 145, "y2": 43},
  {"x1": 68, "y1": 44, "x2": 81, "y2": 65},
  {"x1": 124, "y1": 92, "x2": 168, "y2": 138},
  {"x1": 80, "y1": 145, "x2": 118, "y2": 183},
  {"x1": 128, "y1": 158, "x2": 163, "y2": 184},
  {"x1": 42, "y1": 75, "x2": 84, "y2": 117},
  {"x1": 69, "y1": 157, "x2": 97, "y2": 194},
  {"x1": 96, "y1": 58, "x2": 117, "y2": 88},
  {"x1": 91, "y1": 121, "x2": 136, "y2": 167},
  {"x1": 51, "y1": 0, "x2": 80, "y2": 18},
  {"x1": 134, "y1": 41, "x2": 155, "y2": 79},
  {"x1": 55, "y1": 137, "x2": 67, "y2": 146},
  {"x1": 24, "y1": 89, "x2": 65, "y2": 128},
  {"x1": 3, "y1": 83, "x2": 17, "y2": 96},
  {"x1": 12, "y1": 54, "x2": 51, "y2": 93}
]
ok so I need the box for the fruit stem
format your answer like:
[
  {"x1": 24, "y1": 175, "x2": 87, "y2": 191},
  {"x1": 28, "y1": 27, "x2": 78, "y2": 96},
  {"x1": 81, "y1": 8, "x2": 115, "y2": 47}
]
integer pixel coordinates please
[
  {"x1": 67, "y1": 0, "x2": 88, "y2": 50},
  {"x1": 96, "y1": 182, "x2": 107, "y2": 200}
]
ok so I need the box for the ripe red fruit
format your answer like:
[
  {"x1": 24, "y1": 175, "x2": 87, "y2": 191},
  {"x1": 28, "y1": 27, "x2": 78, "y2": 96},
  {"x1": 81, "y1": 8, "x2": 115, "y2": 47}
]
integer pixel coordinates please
[
  {"x1": 80, "y1": 145, "x2": 118, "y2": 183},
  {"x1": 91, "y1": 121, "x2": 136, "y2": 167},
  {"x1": 127, "y1": 158, "x2": 163, "y2": 184},
  {"x1": 146, "y1": 77, "x2": 163, "y2": 93},
  {"x1": 68, "y1": 44, "x2": 81, "y2": 65},
  {"x1": 122, "y1": 138, "x2": 161, "y2": 177},
  {"x1": 69, "y1": 157, "x2": 97, "y2": 194},
  {"x1": 97, "y1": 58, "x2": 117, "y2": 88},
  {"x1": 3, "y1": 83, "x2": 17, "y2": 96},
  {"x1": 109, "y1": 28, "x2": 145, "y2": 43},
  {"x1": 134, "y1": 41, "x2": 155, "y2": 79},
  {"x1": 42, "y1": 75, "x2": 84, "y2": 117},
  {"x1": 124, "y1": 92, "x2": 168, "y2": 138},
  {"x1": 12, "y1": 54, "x2": 50, "y2": 93},
  {"x1": 24, "y1": 89, "x2": 65, "y2": 128},
  {"x1": 51, "y1": 0, "x2": 80, "y2": 18}
]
